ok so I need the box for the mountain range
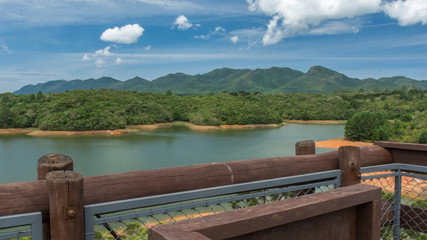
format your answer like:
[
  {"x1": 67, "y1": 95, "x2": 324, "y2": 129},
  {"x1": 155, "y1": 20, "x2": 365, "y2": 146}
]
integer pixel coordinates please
[{"x1": 14, "y1": 66, "x2": 427, "y2": 95}]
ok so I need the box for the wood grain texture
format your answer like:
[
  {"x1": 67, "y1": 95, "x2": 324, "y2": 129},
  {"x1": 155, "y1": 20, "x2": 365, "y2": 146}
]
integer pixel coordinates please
[
  {"x1": 339, "y1": 146, "x2": 361, "y2": 187},
  {"x1": 37, "y1": 154, "x2": 73, "y2": 180},
  {"x1": 46, "y1": 171, "x2": 84, "y2": 240},
  {"x1": 295, "y1": 140, "x2": 315, "y2": 155},
  {"x1": 149, "y1": 184, "x2": 382, "y2": 240}
]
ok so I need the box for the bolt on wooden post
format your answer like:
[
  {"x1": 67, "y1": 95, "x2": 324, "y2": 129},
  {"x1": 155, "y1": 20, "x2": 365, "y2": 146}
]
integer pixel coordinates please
[
  {"x1": 295, "y1": 140, "x2": 316, "y2": 155},
  {"x1": 46, "y1": 170, "x2": 84, "y2": 240},
  {"x1": 338, "y1": 146, "x2": 362, "y2": 187}
]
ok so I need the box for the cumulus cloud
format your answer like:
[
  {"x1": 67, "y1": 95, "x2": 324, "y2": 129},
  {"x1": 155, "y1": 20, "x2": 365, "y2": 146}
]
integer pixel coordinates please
[
  {"x1": 247, "y1": 0, "x2": 381, "y2": 45},
  {"x1": 100, "y1": 24, "x2": 144, "y2": 44},
  {"x1": 95, "y1": 59, "x2": 106, "y2": 68},
  {"x1": 230, "y1": 35, "x2": 239, "y2": 44},
  {"x1": 145, "y1": 45, "x2": 151, "y2": 50},
  {"x1": 174, "y1": 15, "x2": 193, "y2": 30},
  {"x1": 116, "y1": 58, "x2": 123, "y2": 64},
  {"x1": 383, "y1": 0, "x2": 427, "y2": 26}
]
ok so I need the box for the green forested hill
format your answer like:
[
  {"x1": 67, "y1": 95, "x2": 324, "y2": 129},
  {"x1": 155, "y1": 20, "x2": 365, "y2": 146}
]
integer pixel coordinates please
[
  {"x1": 13, "y1": 66, "x2": 427, "y2": 94},
  {"x1": 1, "y1": 88, "x2": 426, "y2": 142}
]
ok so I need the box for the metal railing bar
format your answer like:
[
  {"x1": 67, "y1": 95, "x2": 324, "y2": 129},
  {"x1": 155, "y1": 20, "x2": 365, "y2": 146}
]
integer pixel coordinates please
[
  {"x1": 401, "y1": 172, "x2": 427, "y2": 180},
  {"x1": 0, "y1": 212, "x2": 42, "y2": 240},
  {"x1": 85, "y1": 170, "x2": 341, "y2": 215},
  {"x1": 361, "y1": 164, "x2": 400, "y2": 173},
  {"x1": 361, "y1": 163, "x2": 427, "y2": 175},
  {"x1": 399, "y1": 164, "x2": 427, "y2": 174},
  {"x1": 93, "y1": 180, "x2": 337, "y2": 225},
  {"x1": 93, "y1": 181, "x2": 335, "y2": 225},
  {"x1": 361, "y1": 173, "x2": 398, "y2": 180}
]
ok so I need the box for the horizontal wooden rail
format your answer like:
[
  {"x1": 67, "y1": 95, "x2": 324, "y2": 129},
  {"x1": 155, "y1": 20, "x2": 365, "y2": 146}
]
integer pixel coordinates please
[
  {"x1": 0, "y1": 145, "x2": 392, "y2": 218},
  {"x1": 375, "y1": 141, "x2": 427, "y2": 166}
]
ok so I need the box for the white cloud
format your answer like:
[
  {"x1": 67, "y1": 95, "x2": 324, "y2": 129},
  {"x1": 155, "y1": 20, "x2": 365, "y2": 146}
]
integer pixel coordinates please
[
  {"x1": 95, "y1": 59, "x2": 106, "y2": 68},
  {"x1": 195, "y1": 34, "x2": 209, "y2": 40},
  {"x1": 173, "y1": 15, "x2": 193, "y2": 30},
  {"x1": 95, "y1": 45, "x2": 114, "y2": 56},
  {"x1": 100, "y1": 24, "x2": 144, "y2": 44},
  {"x1": 82, "y1": 54, "x2": 91, "y2": 61},
  {"x1": 194, "y1": 26, "x2": 226, "y2": 40},
  {"x1": 145, "y1": 45, "x2": 151, "y2": 50},
  {"x1": 0, "y1": 41, "x2": 12, "y2": 54},
  {"x1": 231, "y1": 35, "x2": 239, "y2": 44},
  {"x1": 383, "y1": 0, "x2": 427, "y2": 26},
  {"x1": 214, "y1": 26, "x2": 226, "y2": 33},
  {"x1": 247, "y1": 0, "x2": 382, "y2": 45},
  {"x1": 309, "y1": 21, "x2": 360, "y2": 35},
  {"x1": 116, "y1": 58, "x2": 123, "y2": 64}
]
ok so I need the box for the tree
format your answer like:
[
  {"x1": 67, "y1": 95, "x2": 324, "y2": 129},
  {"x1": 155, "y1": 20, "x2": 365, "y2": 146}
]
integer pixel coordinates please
[
  {"x1": 419, "y1": 129, "x2": 427, "y2": 144},
  {"x1": 344, "y1": 111, "x2": 390, "y2": 141}
]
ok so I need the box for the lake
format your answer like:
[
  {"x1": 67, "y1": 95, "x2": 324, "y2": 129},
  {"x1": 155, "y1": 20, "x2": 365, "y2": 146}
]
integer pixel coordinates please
[{"x1": 0, "y1": 124, "x2": 344, "y2": 184}]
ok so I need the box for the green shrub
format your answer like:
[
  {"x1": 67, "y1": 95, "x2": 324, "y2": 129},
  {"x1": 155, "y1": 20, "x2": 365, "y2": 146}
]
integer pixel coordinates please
[
  {"x1": 418, "y1": 129, "x2": 427, "y2": 144},
  {"x1": 345, "y1": 111, "x2": 390, "y2": 141}
]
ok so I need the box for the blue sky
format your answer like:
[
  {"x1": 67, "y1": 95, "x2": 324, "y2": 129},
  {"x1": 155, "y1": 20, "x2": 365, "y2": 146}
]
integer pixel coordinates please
[{"x1": 0, "y1": 0, "x2": 426, "y2": 93}]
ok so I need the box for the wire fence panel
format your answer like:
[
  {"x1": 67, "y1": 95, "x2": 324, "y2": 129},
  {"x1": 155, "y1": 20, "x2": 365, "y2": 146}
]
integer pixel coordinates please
[
  {"x1": 0, "y1": 212, "x2": 43, "y2": 240},
  {"x1": 361, "y1": 164, "x2": 427, "y2": 240},
  {"x1": 85, "y1": 170, "x2": 341, "y2": 240}
]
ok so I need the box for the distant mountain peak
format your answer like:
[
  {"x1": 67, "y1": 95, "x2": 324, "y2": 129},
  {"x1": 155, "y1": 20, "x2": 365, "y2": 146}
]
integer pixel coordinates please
[{"x1": 13, "y1": 66, "x2": 427, "y2": 95}]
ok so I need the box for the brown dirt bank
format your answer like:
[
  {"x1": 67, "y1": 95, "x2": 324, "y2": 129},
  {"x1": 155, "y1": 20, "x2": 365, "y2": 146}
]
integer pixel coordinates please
[
  {"x1": 287, "y1": 120, "x2": 346, "y2": 125},
  {"x1": 0, "y1": 128, "x2": 37, "y2": 135},
  {"x1": 130, "y1": 122, "x2": 285, "y2": 131},
  {"x1": 1, "y1": 122, "x2": 285, "y2": 137},
  {"x1": 316, "y1": 138, "x2": 373, "y2": 149},
  {"x1": 27, "y1": 129, "x2": 139, "y2": 137}
]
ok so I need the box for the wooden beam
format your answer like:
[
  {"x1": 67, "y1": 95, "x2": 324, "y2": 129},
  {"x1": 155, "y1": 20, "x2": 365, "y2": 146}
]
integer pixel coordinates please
[{"x1": 149, "y1": 184, "x2": 382, "y2": 240}]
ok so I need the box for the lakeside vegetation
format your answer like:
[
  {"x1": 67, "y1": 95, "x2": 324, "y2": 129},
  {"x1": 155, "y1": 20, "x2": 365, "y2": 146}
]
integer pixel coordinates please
[{"x1": 0, "y1": 88, "x2": 425, "y2": 143}]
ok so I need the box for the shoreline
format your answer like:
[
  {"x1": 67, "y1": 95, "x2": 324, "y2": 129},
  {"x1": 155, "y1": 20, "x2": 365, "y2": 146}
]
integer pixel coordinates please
[
  {"x1": 315, "y1": 138, "x2": 373, "y2": 149},
  {"x1": 0, "y1": 122, "x2": 286, "y2": 137},
  {"x1": 286, "y1": 120, "x2": 346, "y2": 125}
]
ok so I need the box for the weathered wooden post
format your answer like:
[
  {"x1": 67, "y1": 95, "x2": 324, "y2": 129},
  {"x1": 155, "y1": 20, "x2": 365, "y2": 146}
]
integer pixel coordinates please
[
  {"x1": 38, "y1": 154, "x2": 73, "y2": 180},
  {"x1": 46, "y1": 170, "x2": 84, "y2": 240},
  {"x1": 338, "y1": 146, "x2": 361, "y2": 187},
  {"x1": 295, "y1": 140, "x2": 315, "y2": 155},
  {"x1": 37, "y1": 153, "x2": 74, "y2": 240},
  {"x1": 295, "y1": 140, "x2": 316, "y2": 195}
]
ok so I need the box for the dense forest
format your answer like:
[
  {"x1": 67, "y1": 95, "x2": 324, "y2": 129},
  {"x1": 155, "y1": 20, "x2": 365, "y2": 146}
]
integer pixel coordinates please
[{"x1": 0, "y1": 88, "x2": 426, "y2": 143}]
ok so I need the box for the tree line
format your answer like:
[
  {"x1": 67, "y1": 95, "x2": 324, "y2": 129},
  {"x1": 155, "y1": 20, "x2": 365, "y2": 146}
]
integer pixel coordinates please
[{"x1": 0, "y1": 88, "x2": 425, "y2": 143}]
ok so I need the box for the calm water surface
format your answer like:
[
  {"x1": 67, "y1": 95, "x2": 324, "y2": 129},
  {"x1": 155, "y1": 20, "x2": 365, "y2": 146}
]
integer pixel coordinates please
[{"x1": 0, "y1": 124, "x2": 344, "y2": 183}]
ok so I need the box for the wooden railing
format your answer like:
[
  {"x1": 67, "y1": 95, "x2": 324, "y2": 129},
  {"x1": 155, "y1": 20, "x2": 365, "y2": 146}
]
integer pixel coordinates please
[{"x1": 0, "y1": 141, "x2": 425, "y2": 239}]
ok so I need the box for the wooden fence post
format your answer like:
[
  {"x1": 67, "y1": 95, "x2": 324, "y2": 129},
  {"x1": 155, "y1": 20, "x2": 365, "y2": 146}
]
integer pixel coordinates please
[
  {"x1": 46, "y1": 171, "x2": 84, "y2": 240},
  {"x1": 37, "y1": 154, "x2": 74, "y2": 240},
  {"x1": 295, "y1": 140, "x2": 316, "y2": 195},
  {"x1": 338, "y1": 146, "x2": 361, "y2": 187},
  {"x1": 295, "y1": 140, "x2": 316, "y2": 155},
  {"x1": 37, "y1": 154, "x2": 73, "y2": 180}
]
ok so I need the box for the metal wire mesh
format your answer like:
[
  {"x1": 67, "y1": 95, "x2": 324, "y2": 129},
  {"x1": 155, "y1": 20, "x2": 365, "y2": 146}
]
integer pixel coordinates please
[
  {"x1": 91, "y1": 183, "x2": 337, "y2": 240},
  {"x1": 0, "y1": 226, "x2": 33, "y2": 240},
  {"x1": 0, "y1": 212, "x2": 42, "y2": 240},
  {"x1": 362, "y1": 166, "x2": 427, "y2": 240}
]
